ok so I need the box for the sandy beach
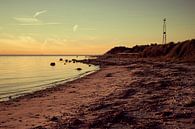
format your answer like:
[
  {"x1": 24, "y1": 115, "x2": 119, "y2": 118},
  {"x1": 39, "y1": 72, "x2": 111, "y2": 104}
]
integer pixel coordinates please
[
  {"x1": 0, "y1": 0, "x2": 195, "y2": 128},
  {"x1": 0, "y1": 58, "x2": 194, "y2": 129}
]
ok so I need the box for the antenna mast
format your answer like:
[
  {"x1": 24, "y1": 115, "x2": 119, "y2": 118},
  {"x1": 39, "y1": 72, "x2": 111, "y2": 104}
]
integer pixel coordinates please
[{"x1": 162, "y1": 18, "x2": 167, "y2": 44}]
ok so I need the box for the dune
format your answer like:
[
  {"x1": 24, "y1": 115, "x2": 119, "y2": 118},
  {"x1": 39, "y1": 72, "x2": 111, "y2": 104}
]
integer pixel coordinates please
[{"x1": 104, "y1": 39, "x2": 195, "y2": 62}]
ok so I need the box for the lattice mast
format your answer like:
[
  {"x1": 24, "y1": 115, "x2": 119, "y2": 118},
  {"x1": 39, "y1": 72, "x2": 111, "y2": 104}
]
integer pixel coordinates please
[{"x1": 162, "y1": 18, "x2": 167, "y2": 44}]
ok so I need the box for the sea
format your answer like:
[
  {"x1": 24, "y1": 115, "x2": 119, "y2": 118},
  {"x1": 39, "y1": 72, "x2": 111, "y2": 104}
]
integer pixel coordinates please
[{"x1": 0, "y1": 56, "x2": 99, "y2": 101}]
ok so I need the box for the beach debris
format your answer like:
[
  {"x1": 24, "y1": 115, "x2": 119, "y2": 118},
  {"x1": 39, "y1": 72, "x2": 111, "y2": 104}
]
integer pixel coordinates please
[
  {"x1": 59, "y1": 58, "x2": 63, "y2": 61},
  {"x1": 50, "y1": 116, "x2": 61, "y2": 122},
  {"x1": 8, "y1": 96, "x2": 12, "y2": 100},
  {"x1": 105, "y1": 73, "x2": 112, "y2": 77},
  {"x1": 50, "y1": 62, "x2": 56, "y2": 66},
  {"x1": 65, "y1": 59, "x2": 68, "y2": 62},
  {"x1": 69, "y1": 60, "x2": 72, "y2": 63},
  {"x1": 89, "y1": 64, "x2": 91, "y2": 67},
  {"x1": 184, "y1": 100, "x2": 195, "y2": 107},
  {"x1": 76, "y1": 68, "x2": 82, "y2": 71},
  {"x1": 64, "y1": 63, "x2": 66, "y2": 65},
  {"x1": 68, "y1": 118, "x2": 83, "y2": 126}
]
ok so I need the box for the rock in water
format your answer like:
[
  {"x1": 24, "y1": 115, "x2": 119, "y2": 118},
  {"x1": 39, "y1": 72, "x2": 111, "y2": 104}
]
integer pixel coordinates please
[
  {"x1": 50, "y1": 62, "x2": 56, "y2": 66},
  {"x1": 72, "y1": 59, "x2": 77, "y2": 63},
  {"x1": 76, "y1": 68, "x2": 82, "y2": 71}
]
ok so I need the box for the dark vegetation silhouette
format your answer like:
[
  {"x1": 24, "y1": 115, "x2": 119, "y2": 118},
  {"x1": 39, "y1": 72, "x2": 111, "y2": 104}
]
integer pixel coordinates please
[{"x1": 105, "y1": 39, "x2": 195, "y2": 61}]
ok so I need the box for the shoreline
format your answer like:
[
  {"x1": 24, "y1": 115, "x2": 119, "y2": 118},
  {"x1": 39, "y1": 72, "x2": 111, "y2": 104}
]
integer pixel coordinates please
[
  {"x1": 0, "y1": 66, "x2": 100, "y2": 103},
  {"x1": 0, "y1": 59, "x2": 194, "y2": 129},
  {"x1": 0, "y1": 56, "x2": 100, "y2": 102}
]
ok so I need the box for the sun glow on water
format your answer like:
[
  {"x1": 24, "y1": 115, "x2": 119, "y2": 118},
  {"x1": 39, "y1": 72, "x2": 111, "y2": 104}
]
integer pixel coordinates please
[{"x1": 0, "y1": 56, "x2": 99, "y2": 101}]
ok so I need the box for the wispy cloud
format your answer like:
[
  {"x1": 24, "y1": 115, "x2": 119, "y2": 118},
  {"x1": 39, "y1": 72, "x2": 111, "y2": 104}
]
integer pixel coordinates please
[
  {"x1": 14, "y1": 17, "x2": 39, "y2": 23},
  {"x1": 0, "y1": 34, "x2": 41, "y2": 51},
  {"x1": 73, "y1": 24, "x2": 78, "y2": 32},
  {"x1": 72, "y1": 24, "x2": 96, "y2": 32},
  {"x1": 13, "y1": 10, "x2": 61, "y2": 26},
  {"x1": 33, "y1": 10, "x2": 47, "y2": 18}
]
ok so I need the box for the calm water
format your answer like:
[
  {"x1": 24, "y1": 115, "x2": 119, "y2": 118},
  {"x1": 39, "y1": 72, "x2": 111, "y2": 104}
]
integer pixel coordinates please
[{"x1": 0, "y1": 56, "x2": 99, "y2": 101}]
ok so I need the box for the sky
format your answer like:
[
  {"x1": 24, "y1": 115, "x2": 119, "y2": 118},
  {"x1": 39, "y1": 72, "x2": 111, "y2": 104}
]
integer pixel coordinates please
[{"x1": 0, "y1": 0, "x2": 194, "y2": 55}]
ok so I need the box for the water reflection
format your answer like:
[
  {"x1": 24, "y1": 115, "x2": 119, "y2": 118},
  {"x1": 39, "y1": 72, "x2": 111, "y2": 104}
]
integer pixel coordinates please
[{"x1": 0, "y1": 56, "x2": 99, "y2": 101}]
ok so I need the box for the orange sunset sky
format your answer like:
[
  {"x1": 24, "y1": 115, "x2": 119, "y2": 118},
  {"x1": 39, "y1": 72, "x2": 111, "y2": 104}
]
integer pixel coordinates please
[{"x1": 0, "y1": 0, "x2": 194, "y2": 55}]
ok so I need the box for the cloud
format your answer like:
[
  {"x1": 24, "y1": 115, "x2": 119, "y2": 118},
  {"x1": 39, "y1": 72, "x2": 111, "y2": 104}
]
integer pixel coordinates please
[
  {"x1": 18, "y1": 36, "x2": 37, "y2": 43},
  {"x1": 72, "y1": 25, "x2": 96, "y2": 32},
  {"x1": 0, "y1": 35, "x2": 41, "y2": 52},
  {"x1": 13, "y1": 10, "x2": 61, "y2": 26},
  {"x1": 33, "y1": 10, "x2": 47, "y2": 18},
  {"x1": 73, "y1": 24, "x2": 78, "y2": 32},
  {"x1": 14, "y1": 17, "x2": 39, "y2": 23},
  {"x1": 14, "y1": 10, "x2": 47, "y2": 23}
]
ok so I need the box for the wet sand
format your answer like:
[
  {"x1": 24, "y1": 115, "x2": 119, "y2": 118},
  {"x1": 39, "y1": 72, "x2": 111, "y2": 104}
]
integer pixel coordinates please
[{"x1": 0, "y1": 59, "x2": 195, "y2": 129}]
